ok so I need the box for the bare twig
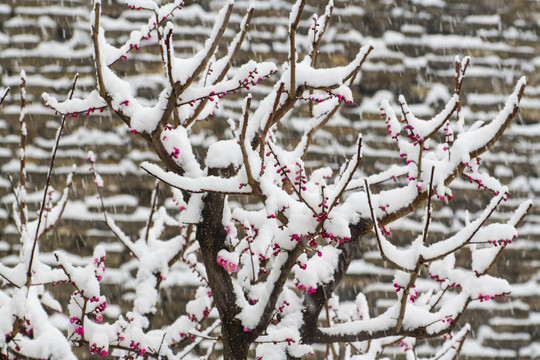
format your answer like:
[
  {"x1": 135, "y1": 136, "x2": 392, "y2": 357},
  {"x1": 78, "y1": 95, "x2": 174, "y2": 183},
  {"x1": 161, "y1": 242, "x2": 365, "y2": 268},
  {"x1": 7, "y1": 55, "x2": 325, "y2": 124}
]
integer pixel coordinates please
[
  {"x1": 6, "y1": 174, "x2": 22, "y2": 234},
  {"x1": 239, "y1": 96, "x2": 262, "y2": 199},
  {"x1": 266, "y1": 142, "x2": 318, "y2": 217},
  {"x1": 163, "y1": 28, "x2": 180, "y2": 127},
  {"x1": 455, "y1": 56, "x2": 470, "y2": 124},
  {"x1": 177, "y1": 319, "x2": 221, "y2": 359},
  {"x1": 479, "y1": 201, "x2": 532, "y2": 276},
  {"x1": 327, "y1": 137, "x2": 362, "y2": 214},
  {"x1": 107, "y1": 2, "x2": 184, "y2": 67},
  {"x1": 423, "y1": 194, "x2": 506, "y2": 263},
  {"x1": 178, "y1": 2, "x2": 234, "y2": 93},
  {"x1": 183, "y1": 8, "x2": 255, "y2": 128},
  {"x1": 395, "y1": 168, "x2": 434, "y2": 332},
  {"x1": 260, "y1": 82, "x2": 286, "y2": 153},
  {"x1": 38, "y1": 168, "x2": 76, "y2": 241},
  {"x1": 288, "y1": 0, "x2": 306, "y2": 100},
  {"x1": 364, "y1": 179, "x2": 414, "y2": 274},
  {"x1": 19, "y1": 74, "x2": 27, "y2": 227},
  {"x1": 26, "y1": 74, "x2": 78, "y2": 290},
  {"x1": 0, "y1": 87, "x2": 9, "y2": 106},
  {"x1": 395, "y1": 262, "x2": 422, "y2": 333},
  {"x1": 144, "y1": 181, "x2": 160, "y2": 244},
  {"x1": 88, "y1": 157, "x2": 139, "y2": 258},
  {"x1": 422, "y1": 167, "x2": 435, "y2": 244}
]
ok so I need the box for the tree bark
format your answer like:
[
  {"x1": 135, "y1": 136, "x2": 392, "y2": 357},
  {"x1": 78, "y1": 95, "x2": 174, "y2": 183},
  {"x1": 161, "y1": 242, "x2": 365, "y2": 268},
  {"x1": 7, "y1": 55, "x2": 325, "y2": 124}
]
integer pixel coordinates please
[
  {"x1": 196, "y1": 165, "x2": 254, "y2": 360},
  {"x1": 222, "y1": 325, "x2": 250, "y2": 360},
  {"x1": 301, "y1": 219, "x2": 369, "y2": 342}
]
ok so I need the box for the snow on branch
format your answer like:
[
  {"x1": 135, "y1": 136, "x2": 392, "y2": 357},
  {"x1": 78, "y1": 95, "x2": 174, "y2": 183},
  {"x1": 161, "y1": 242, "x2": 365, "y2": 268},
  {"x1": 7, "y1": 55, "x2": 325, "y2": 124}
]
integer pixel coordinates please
[
  {"x1": 11, "y1": 0, "x2": 530, "y2": 359},
  {"x1": 141, "y1": 161, "x2": 252, "y2": 195}
]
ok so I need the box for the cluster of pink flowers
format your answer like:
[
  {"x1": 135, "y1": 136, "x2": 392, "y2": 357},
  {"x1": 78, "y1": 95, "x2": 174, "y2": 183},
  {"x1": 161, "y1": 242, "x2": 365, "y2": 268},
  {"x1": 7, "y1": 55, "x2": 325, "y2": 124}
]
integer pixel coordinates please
[
  {"x1": 379, "y1": 226, "x2": 391, "y2": 237},
  {"x1": 90, "y1": 343, "x2": 108, "y2": 356},
  {"x1": 277, "y1": 300, "x2": 290, "y2": 314},
  {"x1": 171, "y1": 147, "x2": 180, "y2": 159},
  {"x1": 217, "y1": 255, "x2": 237, "y2": 274},
  {"x1": 429, "y1": 273, "x2": 447, "y2": 283},
  {"x1": 321, "y1": 230, "x2": 351, "y2": 245},
  {"x1": 478, "y1": 293, "x2": 506, "y2": 302},
  {"x1": 313, "y1": 211, "x2": 328, "y2": 223},
  {"x1": 180, "y1": 68, "x2": 276, "y2": 109},
  {"x1": 399, "y1": 340, "x2": 411, "y2": 352},
  {"x1": 380, "y1": 109, "x2": 400, "y2": 140},
  {"x1": 93, "y1": 255, "x2": 106, "y2": 282},
  {"x1": 272, "y1": 242, "x2": 282, "y2": 257},
  {"x1": 488, "y1": 237, "x2": 514, "y2": 247},
  {"x1": 296, "y1": 283, "x2": 317, "y2": 294},
  {"x1": 409, "y1": 289, "x2": 418, "y2": 302},
  {"x1": 129, "y1": 341, "x2": 146, "y2": 356}
]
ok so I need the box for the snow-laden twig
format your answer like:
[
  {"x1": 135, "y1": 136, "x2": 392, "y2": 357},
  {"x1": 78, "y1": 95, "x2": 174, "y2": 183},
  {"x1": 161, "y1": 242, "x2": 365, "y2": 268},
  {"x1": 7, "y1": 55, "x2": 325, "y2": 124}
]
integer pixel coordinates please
[
  {"x1": 87, "y1": 152, "x2": 139, "y2": 258},
  {"x1": 26, "y1": 73, "x2": 78, "y2": 290}
]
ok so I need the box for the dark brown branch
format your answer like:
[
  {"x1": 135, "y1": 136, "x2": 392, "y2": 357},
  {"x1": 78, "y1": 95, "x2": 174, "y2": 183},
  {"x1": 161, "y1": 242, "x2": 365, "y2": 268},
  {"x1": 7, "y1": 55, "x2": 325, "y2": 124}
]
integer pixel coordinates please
[
  {"x1": 364, "y1": 178, "x2": 414, "y2": 273},
  {"x1": 266, "y1": 142, "x2": 318, "y2": 217},
  {"x1": 425, "y1": 193, "x2": 505, "y2": 263},
  {"x1": 218, "y1": 8, "x2": 254, "y2": 81},
  {"x1": 89, "y1": 161, "x2": 139, "y2": 258},
  {"x1": 144, "y1": 181, "x2": 160, "y2": 244},
  {"x1": 239, "y1": 96, "x2": 264, "y2": 201},
  {"x1": 395, "y1": 169, "x2": 435, "y2": 333},
  {"x1": 140, "y1": 166, "x2": 249, "y2": 195},
  {"x1": 164, "y1": 28, "x2": 180, "y2": 127},
  {"x1": 468, "y1": 82, "x2": 525, "y2": 161},
  {"x1": 422, "y1": 167, "x2": 435, "y2": 245},
  {"x1": 301, "y1": 45, "x2": 372, "y2": 159},
  {"x1": 38, "y1": 169, "x2": 76, "y2": 241},
  {"x1": 6, "y1": 174, "x2": 22, "y2": 230},
  {"x1": 182, "y1": 8, "x2": 254, "y2": 128},
  {"x1": 301, "y1": 104, "x2": 341, "y2": 161},
  {"x1": 300, "y1": 222, "x2": 366, "y2": 341},
  {"x1": 399, "y1": 98, "x2": 458, "y2": 142},
  {"x1": 289, "y1": 0, "x2": 306, "y2": 100},
  {"x1": 19, "y1": 75, "x2": 27, "y2": 227},
  {"x1": 167, "y1": 224, "x2": 194, "y2": 268},
  {"x1": 92, "y1": 3, "x2": 107, "y2": 105},
  {"x1": 91, "y1": 2, "x2": 185, "y2": 176},
  {"x1": 300, "y1": 77, "x2": 525, "y2": 348},
  {"x1": 26, "y1": 74, "x2": 78, "y2": 290},
  {"x1": 0, "y1": 87, "x2": 9, "y2": 106},
  {"x1": 378, "y1": 76, "x2": 524, "y2": 229},
  {"x1": 261, "y1": 82, "x2": 286, "y2": 142},
  {"x1": 195, "y1": 165, "x2": 252, "y2": 359},
  {"x1": 309, "y1": 1, "x2": 333, "y2": 66},
  {"x1": 454, "y1": 56, "x2": 470, "y2": 123},
  {"x1": 304, "y1": 319, "x2": 453, "y2": 344},
  {"x1": 480, "y1": 201, "x2": 533, "y2": 276},
  {"x1": 178, "y1": 2, "x2": 234, "y2": 93},
  {"x1": 327, "y1": 138, "x2": 362, "y2": 214},
  {"x1": 395, "y1": 261, "x2": 422, "y2": 333},
  {"x1": 107, "y1": 4, "x2": 183, "y2": 67},
  {"x1": 252, "y1": 243, "x2": 304, "y2": 336}
]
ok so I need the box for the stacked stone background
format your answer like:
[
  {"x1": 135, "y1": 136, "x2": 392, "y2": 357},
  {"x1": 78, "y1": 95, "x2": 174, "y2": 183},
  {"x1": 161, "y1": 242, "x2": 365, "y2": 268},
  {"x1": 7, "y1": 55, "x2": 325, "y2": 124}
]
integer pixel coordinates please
[{"x1": 0, "y1": 0, "x2": 539, "y2": 358}]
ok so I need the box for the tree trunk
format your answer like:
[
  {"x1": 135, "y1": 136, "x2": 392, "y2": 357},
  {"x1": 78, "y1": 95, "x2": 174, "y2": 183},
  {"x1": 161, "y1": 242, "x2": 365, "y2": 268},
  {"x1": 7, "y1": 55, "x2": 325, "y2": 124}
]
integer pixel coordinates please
[
  {"x1": 222, "y1": 326, "x2": 251, "y2": 360},
  {"x1": 196, "y1": 165, "x2": 255, "y2": 360}
]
